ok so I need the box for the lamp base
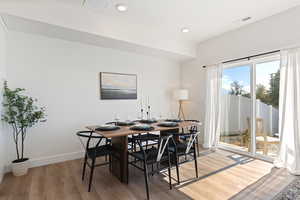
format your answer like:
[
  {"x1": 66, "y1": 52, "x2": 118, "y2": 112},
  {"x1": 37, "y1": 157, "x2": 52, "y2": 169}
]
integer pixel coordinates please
[{"x1": 178, "y1": 100, "x2": 186, "y2": 120}]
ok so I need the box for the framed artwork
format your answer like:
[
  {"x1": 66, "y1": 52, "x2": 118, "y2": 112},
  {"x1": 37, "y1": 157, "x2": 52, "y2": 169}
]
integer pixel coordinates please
[{"x1": 99, "y1": 72, "x2": 137, "y2": 100}]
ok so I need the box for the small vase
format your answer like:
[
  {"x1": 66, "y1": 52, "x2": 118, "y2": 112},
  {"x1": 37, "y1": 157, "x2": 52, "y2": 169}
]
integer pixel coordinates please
[{"x1": 11, "y1": 158, "x2": 29, "y2": 176}]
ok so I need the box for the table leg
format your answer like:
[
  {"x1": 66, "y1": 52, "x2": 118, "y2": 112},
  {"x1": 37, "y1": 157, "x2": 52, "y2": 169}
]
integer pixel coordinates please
[{"x1": 111, "y1": 136, "x2": 128, "y2": 183}]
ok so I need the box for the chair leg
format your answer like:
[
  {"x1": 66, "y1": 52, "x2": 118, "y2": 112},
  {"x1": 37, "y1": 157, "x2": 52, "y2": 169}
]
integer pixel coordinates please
[
  {"x1": 196, "y1": 136, "x2": 200, "y2": 157},
  {"x1": 175, "y1": 155, "x2": 180, "y2": 185},
  {"x1": 151, "y1": 163, "x2": 154, "y2": 176},
  {"x1": 168, "y1": 154, "x2": 172, "y2": 189},
  {"x1": 143, "y1": 161, "x2": 150, "y2": 200},
  {"x1": 105, "y1": 140, "x2": 109, "y2": 161},
  {"x1": 134, "y1": 141, "x2": 137, "y2": 163},
  {"x1": 82, "y1": 154, "x2": 88, "y2": 181},
  {"x1": 88, "y1": 159, "x2": 96, "y2": 192},
  {"x1": 194, "y1": 150, "x2": 198, "y2": 178}
]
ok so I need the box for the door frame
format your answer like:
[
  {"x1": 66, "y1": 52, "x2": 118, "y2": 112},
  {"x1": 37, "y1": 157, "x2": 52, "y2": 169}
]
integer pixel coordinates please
[{"x1": 218, "y1": 54, "x2": 280, "y2": 162}]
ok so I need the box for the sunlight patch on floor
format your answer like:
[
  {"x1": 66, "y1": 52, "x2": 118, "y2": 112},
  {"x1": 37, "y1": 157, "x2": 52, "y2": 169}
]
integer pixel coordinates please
[{"x1": 163, "y1": 151, "x2": 273, "y2": 200}]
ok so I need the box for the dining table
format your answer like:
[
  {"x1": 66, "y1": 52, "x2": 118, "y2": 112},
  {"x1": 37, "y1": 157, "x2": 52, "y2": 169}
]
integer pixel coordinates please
[{"x1": 86, "y1": 120, "x2": 198, "y2": 184}]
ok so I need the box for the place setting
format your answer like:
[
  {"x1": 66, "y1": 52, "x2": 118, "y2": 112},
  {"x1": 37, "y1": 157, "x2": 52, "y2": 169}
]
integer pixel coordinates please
[{"x1": 95, "y1": 124, "x2": 121, "y2": 131}]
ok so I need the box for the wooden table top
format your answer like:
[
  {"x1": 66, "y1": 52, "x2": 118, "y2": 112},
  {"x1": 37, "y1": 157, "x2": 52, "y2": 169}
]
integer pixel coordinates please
[{"x1": 86, "y1": 121, "x2": 199, "y2": 138}]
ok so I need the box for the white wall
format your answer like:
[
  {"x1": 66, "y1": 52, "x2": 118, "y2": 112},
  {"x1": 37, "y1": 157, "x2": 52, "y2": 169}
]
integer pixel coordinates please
[
  {"x1": 5, "y1": 31, "x2": 180, "y2": 168},
  {"x1": 180, "y1": 64, "x2": 206, "y2": 143},
  {"x1": 196, "y1": 6, "x2": 300, "y2": 65},
  {"x1": 181, "y1": 6, "x2": 300, "y2": 143},
  {"x1": 0, "y1": 21, "x2": 7, "y2": 183}
]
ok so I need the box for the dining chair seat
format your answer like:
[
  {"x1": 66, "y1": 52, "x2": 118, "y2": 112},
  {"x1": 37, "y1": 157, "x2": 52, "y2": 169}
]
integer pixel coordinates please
[
  {"x1": 131, "y1": 147, "x2": 169, "y2": 164},
  {"x1": 256, "y1": 136, "x2": 280, "y2": 143},
  {"x1": 169, "y1": 142, "x2": 195, "y2": 156},
  {"x1": 86, "y1": 145, "x2": 113, "y2": 158}
]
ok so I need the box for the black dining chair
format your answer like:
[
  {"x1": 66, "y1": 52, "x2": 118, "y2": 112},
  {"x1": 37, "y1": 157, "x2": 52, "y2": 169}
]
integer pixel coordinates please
[
  {"x1": 128, "y1": 134, "x2": 173, "y2": 200},
  {"x1": 131, "y1": 132, "x2": 159, "y2": 150},
  {"x1": 76, "y1": 130, "x2": 116, "y2": 192},
  {"x1": 106, "y1": 121, "x2": 159, "y2": 150},
  {"x1": 181, "y1": 120, "x2": 201, "y2": 156},
  {"x1": 169, "y1": 131, "x2": 200, "y2": 185}
]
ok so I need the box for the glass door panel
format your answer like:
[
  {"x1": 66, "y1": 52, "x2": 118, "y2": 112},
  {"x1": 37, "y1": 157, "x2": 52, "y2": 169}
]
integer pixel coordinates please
[
  {"x1": 255, "y1": 60, "x2": 280, "y2": 158},
  {"x1": 220, "y1": 65, "x2": 252, "y2": 152}
]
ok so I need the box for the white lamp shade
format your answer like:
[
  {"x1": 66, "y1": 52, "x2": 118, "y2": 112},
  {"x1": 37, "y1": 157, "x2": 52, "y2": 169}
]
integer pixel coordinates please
[{"x1": 174, "y1": 89, "x2": 189, "y2": 100}]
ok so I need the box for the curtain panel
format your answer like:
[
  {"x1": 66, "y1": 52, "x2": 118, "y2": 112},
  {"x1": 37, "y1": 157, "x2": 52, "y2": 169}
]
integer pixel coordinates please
[
  {"x1": 204, "y1": 64, "x2": 222, "y2": 149},
  {"x1": 274, "y1": 48, "x2": 300, "y2": 175}
]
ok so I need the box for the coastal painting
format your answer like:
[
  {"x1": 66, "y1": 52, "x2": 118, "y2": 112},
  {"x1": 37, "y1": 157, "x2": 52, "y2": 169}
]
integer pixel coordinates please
[{"x1": 100, "y1": 72, "x2": 137, "y2": 100}]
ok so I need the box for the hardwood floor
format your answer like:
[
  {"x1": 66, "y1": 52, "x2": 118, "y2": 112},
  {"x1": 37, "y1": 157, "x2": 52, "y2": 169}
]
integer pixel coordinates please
[{"x1": 0, "y1": 149, "x2": 295, "y2": 200}]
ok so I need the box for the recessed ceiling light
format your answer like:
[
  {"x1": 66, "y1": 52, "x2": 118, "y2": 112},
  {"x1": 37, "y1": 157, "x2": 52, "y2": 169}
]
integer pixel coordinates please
[
  {"x1": 242, "y1": 17, "x2": 252, "y2": 22},
  {"x1": 181, "y1": 27, "x2": 190, "y2": 33},
  {"x1": 116, "y1": 4, "x2": 128, "y2": 12}
]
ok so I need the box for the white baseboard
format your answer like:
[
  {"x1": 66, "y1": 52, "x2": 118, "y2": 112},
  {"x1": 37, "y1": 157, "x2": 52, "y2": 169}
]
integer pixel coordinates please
[
  {"x1": 30, "y1": 151, "x2": 85, "y2": 168},
  {"x1": 4, "y1": 151, "x2": 84, "y2": 173}
]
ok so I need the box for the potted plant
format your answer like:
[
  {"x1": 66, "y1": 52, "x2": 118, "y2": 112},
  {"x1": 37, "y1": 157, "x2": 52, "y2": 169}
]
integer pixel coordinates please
[{"x1": 2, "y1": 81, "x2": 46, "y2": 176}]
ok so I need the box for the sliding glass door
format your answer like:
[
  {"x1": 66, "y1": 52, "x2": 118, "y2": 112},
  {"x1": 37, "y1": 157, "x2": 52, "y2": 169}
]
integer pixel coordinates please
[
  {"x1": 220, "y1": 64, "x2": 252, "y2": 152},
  {"x1": 220, "y1": 55, "x2": 280, "y2": 159},
  {"x1": 255, "y1": 60, "x2": 280, "y2": 158}
]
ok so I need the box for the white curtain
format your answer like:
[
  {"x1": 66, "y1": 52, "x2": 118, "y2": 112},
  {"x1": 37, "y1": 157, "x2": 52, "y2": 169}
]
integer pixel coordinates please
[
  {"x1": 204, "y1": 64, "x2": 222, "y2": 149},
  {"x1": 274, "y1": 48, "x2": 300, "y2": 175}
]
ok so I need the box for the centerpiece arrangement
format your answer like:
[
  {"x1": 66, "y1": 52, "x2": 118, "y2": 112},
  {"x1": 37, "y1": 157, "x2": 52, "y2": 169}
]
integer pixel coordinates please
[{"x1": 139, "y1": 96, "x2": 157, "y2": 124}]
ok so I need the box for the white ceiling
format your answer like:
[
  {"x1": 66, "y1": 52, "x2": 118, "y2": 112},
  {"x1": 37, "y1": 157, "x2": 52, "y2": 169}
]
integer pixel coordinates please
[
  {"x1": 1, "y1": 14, "x2": 191, "y2": 62},
  {"x1": 1, "y1": 0, "x2": 300, "y2": 62}
]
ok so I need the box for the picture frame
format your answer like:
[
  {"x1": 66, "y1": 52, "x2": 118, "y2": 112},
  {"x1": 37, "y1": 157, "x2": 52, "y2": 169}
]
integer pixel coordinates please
[{"x1": 99, "y1": 72, "x2": 137, "y2": 100}]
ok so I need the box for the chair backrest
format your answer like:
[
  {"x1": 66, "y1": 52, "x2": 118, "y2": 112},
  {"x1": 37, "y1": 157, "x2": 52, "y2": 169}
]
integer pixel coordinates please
[
  {"x1": 181, "y1": 120, "x2": 201, "y2": 134},
  {"x1": 133, "y1": 134, "x2": 172, "y2": 162},
  {"x1": 185, "y1": 131, "x2": 200, "y2": 154},
  {"x1": 76, "y1": 131, "x2": 107, "y2": 152},
  {"x1": 246, "y1": 117, "x2": 266, "y2": 137},
  {"x1": 156, "y1": 135, "x2": 172, "y2": 162}
]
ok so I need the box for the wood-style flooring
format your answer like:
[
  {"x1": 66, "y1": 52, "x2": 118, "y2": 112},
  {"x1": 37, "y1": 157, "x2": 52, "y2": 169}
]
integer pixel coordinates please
[{"x1": 0, "y1": 149, "x2": 295, "y2": 200}]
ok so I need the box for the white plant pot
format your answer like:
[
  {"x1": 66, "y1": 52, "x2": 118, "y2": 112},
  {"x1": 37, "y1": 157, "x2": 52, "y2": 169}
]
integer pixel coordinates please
[{"x1": 11, "y1": 158, "x2": 29, "y2": 176}]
